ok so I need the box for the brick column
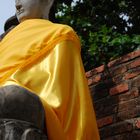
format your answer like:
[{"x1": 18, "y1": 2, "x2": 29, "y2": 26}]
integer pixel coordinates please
[{"x1": 86, "y1": 50, "x2": 140, "y2": 139}]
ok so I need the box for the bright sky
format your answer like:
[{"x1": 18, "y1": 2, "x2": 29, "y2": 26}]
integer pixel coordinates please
[
  {"x1": 0, "y1": 0, "x2": 15, "y2": 34},
  {"x1": 0, "y1": 0, "x2": 79, "y2": 34}
]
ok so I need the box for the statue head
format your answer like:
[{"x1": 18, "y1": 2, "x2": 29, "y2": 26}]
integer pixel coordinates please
[{"x1": 15, "y1": 0, "x2": 54, "y2": 23}]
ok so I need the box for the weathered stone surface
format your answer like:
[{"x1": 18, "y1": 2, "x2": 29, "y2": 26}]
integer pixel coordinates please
[
  {"x1": 0, "y1": 85, "x2": 47, "y2": 140},
  {"x1": 0, "y1": 119, "x2": 47, "y2": 140}
]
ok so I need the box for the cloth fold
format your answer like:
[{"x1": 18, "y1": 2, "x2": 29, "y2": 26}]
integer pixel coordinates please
[{"x1": 0, "y1": 19, "x2": 100, "y2": 140}]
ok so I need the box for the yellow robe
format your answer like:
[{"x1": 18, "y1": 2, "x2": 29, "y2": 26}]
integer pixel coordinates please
[{"x1": 0, "y1": 19, "x2": 100, "y2": 140}]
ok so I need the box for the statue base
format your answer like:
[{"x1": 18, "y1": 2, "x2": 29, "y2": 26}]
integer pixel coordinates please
[{"x1": 0, "y1": 119, "x2": 47, "y2": 140}]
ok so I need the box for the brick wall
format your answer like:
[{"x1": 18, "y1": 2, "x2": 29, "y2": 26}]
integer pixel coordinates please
[{"x1": 86, "y1": 50, "x2": 140, "y2": 140}]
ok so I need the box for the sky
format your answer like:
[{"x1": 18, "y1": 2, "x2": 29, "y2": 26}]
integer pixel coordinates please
[
  {"x1": 0, "y1": 0, "x2": 15, "y2": 34},
  {"x1": 0, "y1": 0, "x2": 79, "y2": 34}
]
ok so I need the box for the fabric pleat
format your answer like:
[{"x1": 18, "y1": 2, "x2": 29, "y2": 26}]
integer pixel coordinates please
[{"x1": 0, "y1": 19, "x2": 100, "y2": 140}]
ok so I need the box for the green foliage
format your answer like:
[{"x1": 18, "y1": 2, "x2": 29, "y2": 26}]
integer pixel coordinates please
[
  {"x1": 52, "y1": 0, "x2": 140, "y2": 71},
  {"x1": 87, "y1": 26, "x2": 140, "y2": 68}
]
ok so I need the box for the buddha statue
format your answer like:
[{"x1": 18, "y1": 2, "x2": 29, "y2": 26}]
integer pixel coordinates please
[{"x1": 0, "y1": 0, "x2": 100, "y2": 140}]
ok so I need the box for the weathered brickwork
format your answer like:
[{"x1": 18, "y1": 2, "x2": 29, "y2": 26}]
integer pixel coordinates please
[{"x1": 86, "y1": 50, "x2": 140, "y2": 140}]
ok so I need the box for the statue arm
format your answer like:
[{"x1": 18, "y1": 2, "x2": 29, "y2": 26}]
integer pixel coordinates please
[
  {"x1": 3, "y1": 39, "x2": 99, "y2": 140},
  {"x1": 40, "y1": 40, "x2": 99, "y2": 140}
]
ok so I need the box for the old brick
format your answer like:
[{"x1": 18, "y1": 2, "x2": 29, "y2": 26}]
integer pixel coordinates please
[
  {"x1": 134, "y1": 118, "x2": 140, "y2": 129},
  {"x1": 102, "y1": 118, "x2": 140, "y2": 139},
  {"x1": 131, "y1": 75, "x2": 140, "y2": 88},
  {"x1": 100, "y1": 120, "x2": 133, "y2": 138},
  {"x1": 108, "y1": 59, "x2": 123, "y2": 68},
  {"x1": 92, "y1": 65, "x2": 105, "y2": 74},
  {"x1": 116, "y1": 106, "x2": 140, "y2": 121},
  {"x1": 110, "y1": 83, "x2": 129, "y2": 95},
  {"x1": 87, "y1": 74, "x2": 101, "y2": 86},
  {"x1": 127, "y1": 58, "x2": 140, "y2": 69},
  {"x1": 97, "y1": 116, "x2": 113, "y2": 128},
  {"x1": 127, "y1": 67, "x2": 140, "y2": 81},
  {"x1": 109, "y1": 65, "x2": 127, "y2": 76},
  {"x1": 93, "y1": 74, "x2": 102, "y2": 84},
  {"x1": 87, "y1": 50, "x2": 140, "y2": 140},
  {"x1": 121, "y1": 50, "x2": 140, "y2": 62},
  {"x1": 85, "y1": 70, "x2": 92, "y2": 78},
  {"x1": 112, "y1": 74, "x2": 124, "y2": 84},
  {"x1": 87, "y1": 78, "x2": 93, "y2": 86},
  {"x1": 125, "y1": 67, "x2": 140, "y2": 80},
  {"x1": 117, "y1": 99, "x2": 137, "y2": 112},
  {"x1": 125, "y1": 72, "x2": 140, "y2": 80},
  {"x1": 118, "y1": 88, "x2": 139, "y2": 102},
  {"x1": 108, "y1": 50, "x2": 140, "y2": 68}
]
